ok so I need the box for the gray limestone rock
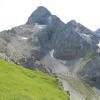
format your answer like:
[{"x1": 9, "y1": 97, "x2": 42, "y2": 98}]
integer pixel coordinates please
[
  {"x1": 52, "y1": 20, "x2": 98, "y2": 60},
  {"x1": 26, "y1": 6, "x2": 51, "y2": 25},
  {"x1": 80, "y1": 55, "x2": 100, "y2": 86}
]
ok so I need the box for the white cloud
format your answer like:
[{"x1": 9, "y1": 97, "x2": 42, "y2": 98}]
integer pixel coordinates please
[{"x1": 0, "y1": 0, "x2": 100, "y2": 31}]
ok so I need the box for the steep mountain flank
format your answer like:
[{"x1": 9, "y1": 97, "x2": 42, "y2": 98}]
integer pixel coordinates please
[
  {"x1": 80, "y1": 55, "x2": 100, "y2": 87},
  {"x1": 53, "y1": 20, "x2": 98, "y2": 60}
]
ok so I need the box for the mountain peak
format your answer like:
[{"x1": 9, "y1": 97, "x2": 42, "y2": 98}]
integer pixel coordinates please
[
  {"x1": 66, "y1": 20, "x2": 78, "y2": 28},
  {"x1": 67, "y1": 20, "x2": 77, "y2": 25},
  {"x1": 26, "y1": 6, "x2": 51, "y2": 25},
  {"x1": 36, "y1": 6, "x2": 50, "y2": 12},
  {"x1": 66, "y1": 20, "x2": 93, "y2": 34},
  {"x1": 95, "y1": 28, "x2": 100, "y2": 34}
]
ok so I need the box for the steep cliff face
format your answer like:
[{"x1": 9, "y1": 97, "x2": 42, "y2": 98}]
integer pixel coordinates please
[
  {"x1": 26, "y1": 6, "x2": 51, "y2": 25},
  {"x1": 95, "y1": 28, "x2": 100, "y2": 37},
  {"x1": 80, "y1": 55, "x2": 100, "y2": 86},
  {"x1": 53, "y1": 20, "x2": 98, "y2": 60},
  {"x1": 0, "y1": 24, "x2": 45, "y2": 69}
]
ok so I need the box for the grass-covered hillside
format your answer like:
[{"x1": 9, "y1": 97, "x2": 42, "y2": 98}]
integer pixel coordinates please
[{"x1": 0, "y1": 59, "x2": 69, "y2": 100}]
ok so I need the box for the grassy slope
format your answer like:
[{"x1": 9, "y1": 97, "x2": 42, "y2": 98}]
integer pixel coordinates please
[{"x1": 0, "y1": 59, "x2": 69, "y2": 100}]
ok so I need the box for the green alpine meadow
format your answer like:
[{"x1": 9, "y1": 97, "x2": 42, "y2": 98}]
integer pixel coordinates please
[{"x1": 0, "y1": 59, "x2": 69, "y2": 100}]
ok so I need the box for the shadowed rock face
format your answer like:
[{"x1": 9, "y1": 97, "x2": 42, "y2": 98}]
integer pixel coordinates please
[
  {"x1": 95, "y1": 28, "x2": 100, "y2": 39},
  {"x1": 80, "y1": 55, "x2": 100, "y2": 86},
  {"x1": 26, "y1": 6, "x2": 51, "y2": 25},
  {"x1": 53, "y1": 20, "x2": 98, "y2": 60}
]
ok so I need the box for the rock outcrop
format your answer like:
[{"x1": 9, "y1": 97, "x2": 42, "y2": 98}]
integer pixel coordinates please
[
  {"x1": 26, "y1": 6, "x2": 51, "y2": 25},
  {"x1": 80, "y1": 55, "x2": 100, "y2": 86},
  {"x1": 53, "y1": 20, "x2": 98, "y2": 60},
  {"x1": 95, "y1": 28, "x2": 100, "y2": 38}
]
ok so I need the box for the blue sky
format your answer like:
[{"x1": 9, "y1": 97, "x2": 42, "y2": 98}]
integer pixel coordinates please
[{"x1": 0, "y1": 0, "x2": 100, "y2": 31}]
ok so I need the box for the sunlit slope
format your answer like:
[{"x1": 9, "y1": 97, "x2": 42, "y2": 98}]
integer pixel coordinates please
[{"x1": 0, "y1": 59, "x2": 69, "y2": 100}]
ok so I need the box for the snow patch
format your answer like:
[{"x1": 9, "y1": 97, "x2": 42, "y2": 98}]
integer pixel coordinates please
[
  {"x1": 49, "y1": 49, "x2": 67, "y2": 64},
  {"x1": 59, "y1": 60, "x2": 66, "y2": 65},
  {"x1": 21, "y1": 37, "x2": 28, "y2": 40},
  {"x1": 18, "y1": 36, "x2": 28, "y2": 40},
  {"x1": 97, "y1": 41, "x2": 100, "y2": 47},
  {"x1": 80, "y1": 34, "x2": 90, "y2": 38},
  {"x1": 83, "y1": 34, "x2": 90, "y2": 37},
  {"x1": 34, "y1": 23, "x2": 47, "y2": 29},
  {"x1": 50, "y1": 49, "x2": 54, "y2": 58}
]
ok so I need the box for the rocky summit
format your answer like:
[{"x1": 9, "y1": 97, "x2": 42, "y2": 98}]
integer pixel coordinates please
[
  {"x1": 1, "y1": 6, "x2": 100, "y2": 100},
  {"x1": 53, "y1": 20, "x2": 98, "y2": 60},
  {"x1": 26, "y1": 6, "x2": 51, "y2": 25}
]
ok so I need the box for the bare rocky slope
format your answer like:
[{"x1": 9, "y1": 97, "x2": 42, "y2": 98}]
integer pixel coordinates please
[{"x1": 0, "y1": 6, "x2": 100, "y2": 100}]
